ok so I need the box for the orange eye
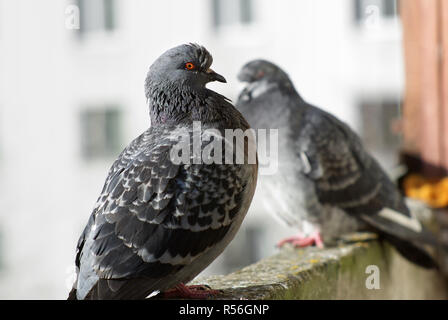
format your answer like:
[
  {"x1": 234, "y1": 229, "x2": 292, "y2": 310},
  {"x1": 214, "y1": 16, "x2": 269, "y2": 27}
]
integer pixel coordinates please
[{"x1": 185, "y1": 62, "x2": 195, "y2": 70}]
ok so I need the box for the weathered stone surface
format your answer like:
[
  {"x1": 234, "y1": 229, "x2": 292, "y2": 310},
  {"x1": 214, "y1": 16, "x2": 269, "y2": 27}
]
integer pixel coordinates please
[{"x1": 192, "y1": 233, "x2": 448, "y2": 299}]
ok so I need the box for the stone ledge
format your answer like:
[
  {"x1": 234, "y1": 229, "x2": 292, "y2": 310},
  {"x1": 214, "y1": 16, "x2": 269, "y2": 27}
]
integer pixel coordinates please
[{"x1": 191, "y1": 233, "x2": 448, "y2": 299}]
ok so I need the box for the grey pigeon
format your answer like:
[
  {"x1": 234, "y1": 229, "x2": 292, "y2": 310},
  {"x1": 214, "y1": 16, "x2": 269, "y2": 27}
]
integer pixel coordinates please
[
  {"x1": 236, "y1": 59, "x2": 438, "y2": 269},
  {"x1": 68, "y1": 44, "x2": 258, "y2": 300}
]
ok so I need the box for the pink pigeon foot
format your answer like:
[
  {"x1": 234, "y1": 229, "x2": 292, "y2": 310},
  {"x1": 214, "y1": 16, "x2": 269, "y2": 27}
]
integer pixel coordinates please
[
  {"x1": 277, "y1": 231, "x2": 324, "y2": 249},
  {"x1": 162, "y1": 283, "x2": 221, "y2": 299}
]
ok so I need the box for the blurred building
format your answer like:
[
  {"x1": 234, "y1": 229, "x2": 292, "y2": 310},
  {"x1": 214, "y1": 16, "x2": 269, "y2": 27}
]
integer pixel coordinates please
[{"x1": 0, "y1": 0, "x2": 402, "y2": 298}]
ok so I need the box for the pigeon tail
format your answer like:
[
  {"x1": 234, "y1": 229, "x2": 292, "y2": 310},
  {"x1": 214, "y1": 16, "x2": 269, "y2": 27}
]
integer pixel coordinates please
[
  {"x1": 380, "y1": 232, "x2": 439, "y2": 269},
  {"x1": 360, "y1": 210, "x2": 440, "y2": 269}
]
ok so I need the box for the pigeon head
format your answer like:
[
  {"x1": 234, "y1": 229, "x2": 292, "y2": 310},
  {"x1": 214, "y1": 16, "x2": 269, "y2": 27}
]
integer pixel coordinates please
[
  {"x1": 145, "y1": 44, "x2": 230, "y2": 125},
  {"x1": 145, "y1": 43, "x2": 226, "y2": 94},
  {"x1": 237, "y1": 60, "x2": 291, "y2": 85}
]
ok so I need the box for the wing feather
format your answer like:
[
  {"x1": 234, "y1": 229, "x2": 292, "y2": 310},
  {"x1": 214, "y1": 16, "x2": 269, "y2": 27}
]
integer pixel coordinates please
[{"x1": 74, "y1": 126, "x2": 253, "y2": 299}]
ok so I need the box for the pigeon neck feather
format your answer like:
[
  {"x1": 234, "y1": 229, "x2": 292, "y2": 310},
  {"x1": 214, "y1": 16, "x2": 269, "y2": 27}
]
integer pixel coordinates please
[
  {"x1": 242, "y1": 78, "x2": 300, "y2": 102},
  {"x1": 146, "y1": 82, "x2": 227, "y2": 127},
  {"x1": 246, "y1": 79, "x2": 278, "y2": 99}
]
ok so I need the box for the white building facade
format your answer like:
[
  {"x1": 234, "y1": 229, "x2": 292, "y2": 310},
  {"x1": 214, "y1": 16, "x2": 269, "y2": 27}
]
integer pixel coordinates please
[{"x1": 0, "y1": 0, "x2": 402, "y2": 298}]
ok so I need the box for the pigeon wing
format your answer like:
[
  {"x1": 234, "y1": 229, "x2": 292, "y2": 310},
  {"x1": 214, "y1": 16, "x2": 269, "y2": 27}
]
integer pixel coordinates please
[
  {"x1": 74, "y1": 128, "x2": 251, "y2": 299},
  {"x1": 297, "y1": 107, "x2": 437, "y2": 247}
]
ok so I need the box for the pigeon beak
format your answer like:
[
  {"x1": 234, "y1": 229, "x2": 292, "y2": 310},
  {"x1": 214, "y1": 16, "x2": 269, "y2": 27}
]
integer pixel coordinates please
[
  {"x1": 237, "y1": 68, "x2": 256, "y2": 83},
  {"x1": 237, "y1": 69, "x2": 250, "y2": 82},
  {"x1": 206, "y1": 68, "x2": 227, "y2": 83}
]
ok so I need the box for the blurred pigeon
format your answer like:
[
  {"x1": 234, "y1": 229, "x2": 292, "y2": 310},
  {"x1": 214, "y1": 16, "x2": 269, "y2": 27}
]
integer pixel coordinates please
[
  {"x1": 68, "y1": 44, "x2": 258, "y2": 300},
  {"x1": 236, "y1": 59, "x2": 438, "y2": 269}
]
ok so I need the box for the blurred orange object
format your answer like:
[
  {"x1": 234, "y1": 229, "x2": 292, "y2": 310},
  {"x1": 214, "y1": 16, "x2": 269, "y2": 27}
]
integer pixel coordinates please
[{"x1": 403, "y1": 174, "x2": 448, "y2": 208}]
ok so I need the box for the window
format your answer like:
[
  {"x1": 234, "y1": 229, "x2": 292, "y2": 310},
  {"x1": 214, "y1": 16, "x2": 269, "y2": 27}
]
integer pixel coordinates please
[
  {"x1": 354, "y1": 0, "x2": 399, "y2": 25},
  {"x1": 77, "y1": 0, "x2": 116, "y2": 34},
  {"x1": 212, "y1": 0, "x2": 253, "y2": 29},
  {"x1": 359, "y1": 98, "x2": 402, "y2": 156},
  {"x1": 80, "y1": 107, "x2": 122, "y2": 160}
]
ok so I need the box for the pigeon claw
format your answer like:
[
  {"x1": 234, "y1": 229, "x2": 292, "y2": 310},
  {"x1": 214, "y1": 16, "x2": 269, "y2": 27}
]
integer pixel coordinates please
[
  {"x1": 162, "y1": 283, "x2": 221, "y2": 299},
  {"x1": 277, "y1": 231, "x2": 324, "y2": 249}
]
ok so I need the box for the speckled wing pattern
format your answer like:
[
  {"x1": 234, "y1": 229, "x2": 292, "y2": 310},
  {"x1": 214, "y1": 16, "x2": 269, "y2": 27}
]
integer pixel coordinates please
[
  {"x1": 296, "y1": 107, "x2": 437, "y2": 242},
  {"x1": 73, "y1": 126, "x2": 251, "y2": 299},
  {"x1": 297, "y1": 107, "x2": 408, "y2": 213},
  {"x1": 296, "y1": 106, "x2": 439, "y2": 268}
]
